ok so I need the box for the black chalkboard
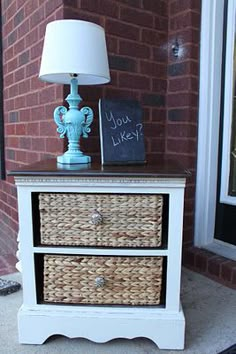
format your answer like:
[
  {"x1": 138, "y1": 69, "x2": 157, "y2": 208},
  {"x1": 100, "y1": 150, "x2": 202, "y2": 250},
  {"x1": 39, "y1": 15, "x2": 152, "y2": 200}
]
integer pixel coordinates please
[{"x1": 99, "y1": 99, "x2": 146, "y2": 165}]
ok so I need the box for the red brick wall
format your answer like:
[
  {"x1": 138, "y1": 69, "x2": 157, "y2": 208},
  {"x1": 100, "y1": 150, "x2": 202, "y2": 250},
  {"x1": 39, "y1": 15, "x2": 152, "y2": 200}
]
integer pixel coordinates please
[
  {"x1": 166, "y1": 0, "x2": 201, "y2": 247},
  {"x1": 64, "y1": 0, "x2": 168, "y2": 162},
  {"x1": 0, "y1": 0, "x2": 65, "y2": 256}
]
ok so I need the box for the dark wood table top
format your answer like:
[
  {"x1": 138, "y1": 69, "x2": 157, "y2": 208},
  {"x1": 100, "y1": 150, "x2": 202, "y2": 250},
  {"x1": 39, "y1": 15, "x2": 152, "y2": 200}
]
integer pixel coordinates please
[{"x1": 9, "y1": 158, "x2": 190, "y2": 178}]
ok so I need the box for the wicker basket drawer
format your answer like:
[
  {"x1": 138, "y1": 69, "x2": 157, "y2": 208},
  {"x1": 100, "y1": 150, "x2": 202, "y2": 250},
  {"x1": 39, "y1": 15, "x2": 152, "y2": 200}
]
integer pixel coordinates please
[
  {"x1": 43, "y1": 254, "x2": 163, "y2": 305},
  {"x1": 39, "y1": 193, "x2": 163, "y2": 248}
]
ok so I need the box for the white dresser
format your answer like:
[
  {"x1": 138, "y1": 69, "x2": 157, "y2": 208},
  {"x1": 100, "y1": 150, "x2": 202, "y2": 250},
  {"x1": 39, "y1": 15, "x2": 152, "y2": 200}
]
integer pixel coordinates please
[{"x1": 11, "y1": 158, "x2": 188, "y2": 349}]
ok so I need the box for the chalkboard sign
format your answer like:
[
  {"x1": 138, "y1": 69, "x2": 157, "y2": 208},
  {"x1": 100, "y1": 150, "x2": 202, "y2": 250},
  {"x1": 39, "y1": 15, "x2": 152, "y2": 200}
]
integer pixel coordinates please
[{"x1": 99, "y1": 99, "x2": 146, "y2": 165}]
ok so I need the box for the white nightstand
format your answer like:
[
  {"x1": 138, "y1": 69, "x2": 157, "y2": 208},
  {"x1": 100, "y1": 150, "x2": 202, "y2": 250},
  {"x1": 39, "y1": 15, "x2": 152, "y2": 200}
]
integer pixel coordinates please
[{"x1": 11, "y1": 158, "x2": 188, "y2": 349}]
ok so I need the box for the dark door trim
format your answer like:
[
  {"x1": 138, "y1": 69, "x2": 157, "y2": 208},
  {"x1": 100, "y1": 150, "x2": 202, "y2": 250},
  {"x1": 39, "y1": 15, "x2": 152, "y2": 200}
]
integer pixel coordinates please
[{"x1": 0, "y1": 6, "x2": 5, "y2": 180}]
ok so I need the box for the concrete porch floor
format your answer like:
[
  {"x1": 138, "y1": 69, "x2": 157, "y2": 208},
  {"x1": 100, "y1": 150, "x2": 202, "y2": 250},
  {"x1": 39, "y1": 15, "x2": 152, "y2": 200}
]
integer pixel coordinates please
[{"x1": 0, "y1": 268, "x2": 235, "y2": 354}]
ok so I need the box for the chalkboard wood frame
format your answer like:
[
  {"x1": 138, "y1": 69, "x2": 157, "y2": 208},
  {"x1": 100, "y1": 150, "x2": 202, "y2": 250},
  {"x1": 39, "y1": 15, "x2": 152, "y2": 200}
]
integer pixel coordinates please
[{"x1": 99, "y1": 99, "x2": 146, "y2": 165}]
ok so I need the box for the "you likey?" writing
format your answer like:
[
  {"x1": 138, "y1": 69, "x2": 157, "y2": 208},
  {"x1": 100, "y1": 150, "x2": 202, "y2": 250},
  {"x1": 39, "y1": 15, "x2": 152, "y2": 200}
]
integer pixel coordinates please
[{"x1": 105, "y1": 111, "x2": 143, "y2": 147}]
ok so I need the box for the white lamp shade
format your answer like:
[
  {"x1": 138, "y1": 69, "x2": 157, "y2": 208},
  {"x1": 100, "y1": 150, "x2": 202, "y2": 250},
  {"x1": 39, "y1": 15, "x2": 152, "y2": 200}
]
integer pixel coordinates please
[{"x1": 39, "y1": 20, "x2": 110, "y2": 85}]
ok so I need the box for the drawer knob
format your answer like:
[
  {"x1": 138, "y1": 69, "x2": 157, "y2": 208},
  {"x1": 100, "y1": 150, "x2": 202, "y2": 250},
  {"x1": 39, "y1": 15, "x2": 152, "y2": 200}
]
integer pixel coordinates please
[
  {"x1": 91, "y1": 210, "x2": 103, "y2": 225},
  {"x1": 95, "y1": 276, "x2": 106, "y2": 288}
]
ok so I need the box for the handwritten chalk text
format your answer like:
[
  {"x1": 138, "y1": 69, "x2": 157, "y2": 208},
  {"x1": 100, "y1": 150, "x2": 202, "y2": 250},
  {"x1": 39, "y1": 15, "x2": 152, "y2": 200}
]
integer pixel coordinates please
[
  {"x1": 105, "y1": 111, "x2": 132, "y2": 130},
  {"x1": 111, "y1": 123, "x2": 143, "y2": 147}
]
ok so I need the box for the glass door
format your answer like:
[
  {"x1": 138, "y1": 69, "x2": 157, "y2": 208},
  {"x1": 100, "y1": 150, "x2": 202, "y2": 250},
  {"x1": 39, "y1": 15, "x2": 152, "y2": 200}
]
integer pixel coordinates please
[
  {"x1": 228, "y1": 95, "x2": 236, "y2": 195},
  {"x1": 215, "y1": 0, "x2": 236, "y2": 246}
]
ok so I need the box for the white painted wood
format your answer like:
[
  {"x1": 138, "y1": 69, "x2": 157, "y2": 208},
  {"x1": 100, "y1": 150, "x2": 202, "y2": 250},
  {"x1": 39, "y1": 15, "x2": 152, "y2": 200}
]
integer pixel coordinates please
[
  {"x1": 15, "y1": 261, "x2": 22, "y2": 272},
  {"x1": 16, "y1": 232, "x2": 22, "y2": 272},
  {"x1": 16, "y1": 189, "x2": 37, "y2": 306},
  {"x1": 15, "y1": 173, "x2": 186, "y2": 349},
  {"x1": 220, "y1": 0, "x2": 236, "y2": 205},
  {"x1": 166, "y1": 189, "x2": 185, "y2": 312},
  {"x1": 33, "y1": 247, "x2": 169, "y2": 256},
  {"x1": 195, "y1": 0, "x2": 224, "y2": 246},
  {"x1": 15, "y1": 176, "x2": 186, "y2": 188},
  {"x1": 18, "y1": 305, "x2": 185, "y2": 349}
]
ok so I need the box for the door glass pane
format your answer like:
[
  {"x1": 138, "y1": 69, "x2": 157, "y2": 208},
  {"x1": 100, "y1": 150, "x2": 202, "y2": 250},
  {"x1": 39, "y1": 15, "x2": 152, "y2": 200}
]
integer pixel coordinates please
[
  {"x1": 229, "y1": 35, "x2": 236, "y2": 195},
  {"x1": 215, "y1": 1, "x2": 236, "y2": 246}
]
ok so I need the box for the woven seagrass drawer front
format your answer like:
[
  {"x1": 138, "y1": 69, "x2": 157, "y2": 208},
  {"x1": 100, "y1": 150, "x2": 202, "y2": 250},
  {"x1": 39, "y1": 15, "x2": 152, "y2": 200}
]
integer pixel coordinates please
[
  {"x1": 43, "y1": 254, "x2": 163, "y2": 305},
  {"x1": 39, "y1": 193, "x2": 163, "y2": 247}
]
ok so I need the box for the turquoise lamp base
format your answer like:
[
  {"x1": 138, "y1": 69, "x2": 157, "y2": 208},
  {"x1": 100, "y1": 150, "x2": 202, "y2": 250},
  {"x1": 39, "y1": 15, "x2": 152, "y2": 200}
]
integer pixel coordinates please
[
  {"x1": 57, "y1": 153, "x2": 91, "y2": 164},
  {"x1": 54, "y1": 78, "x2": 94, "y2": 165}
]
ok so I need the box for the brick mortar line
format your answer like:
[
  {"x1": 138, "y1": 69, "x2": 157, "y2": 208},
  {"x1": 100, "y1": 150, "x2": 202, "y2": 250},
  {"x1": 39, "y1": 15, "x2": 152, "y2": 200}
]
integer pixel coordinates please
[
  {"x1": 0, "y1": 201, "x2": 18, "y2": 217},
  {"x1": 65, "y1": 5, "x2": 168, "y2": 22},
  {"x1": 169, "y1": 9, "x2": 201, "y2": 19},
  {"x1": 166, "y1": 106, "x2": 199, "y2": 110}
]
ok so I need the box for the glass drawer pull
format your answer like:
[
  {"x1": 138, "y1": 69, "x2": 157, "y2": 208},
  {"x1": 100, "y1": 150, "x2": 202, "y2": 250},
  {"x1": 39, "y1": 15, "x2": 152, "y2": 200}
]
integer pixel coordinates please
[
  {"x1": 90, "y1": 210, "x2": 103, "y2": 225},
  {"x1": 95, "y1": 276, "x2": 106, "y2": 288}
]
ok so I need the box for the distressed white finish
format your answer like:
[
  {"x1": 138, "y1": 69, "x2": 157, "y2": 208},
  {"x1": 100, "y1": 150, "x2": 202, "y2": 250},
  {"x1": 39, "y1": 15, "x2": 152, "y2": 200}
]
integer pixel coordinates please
[
  {"x1": 18, "y1": 306, "x2": 185, "y2": 348},
  {"x1": 15, "y1": 175, "x2": 186, "y2": 349},
  {"x1": 14, "y1": 176, "x2": 186, "y2": 187}
]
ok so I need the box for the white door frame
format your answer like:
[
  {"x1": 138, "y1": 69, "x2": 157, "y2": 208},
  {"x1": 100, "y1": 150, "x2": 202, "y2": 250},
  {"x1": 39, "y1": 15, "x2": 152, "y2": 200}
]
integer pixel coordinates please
[
  {"x1": 220, "y1": 0, "x2": 236, "y2": 205},
  {"x1": 195, "y1": 0, "x2": 236, "y2": 260}
]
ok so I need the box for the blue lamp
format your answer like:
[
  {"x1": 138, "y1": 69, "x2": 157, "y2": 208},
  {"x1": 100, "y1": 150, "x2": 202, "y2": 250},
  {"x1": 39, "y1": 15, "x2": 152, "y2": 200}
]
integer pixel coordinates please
[{"x1": 39, "y1": 20, "x2": 110, "y2": 164}]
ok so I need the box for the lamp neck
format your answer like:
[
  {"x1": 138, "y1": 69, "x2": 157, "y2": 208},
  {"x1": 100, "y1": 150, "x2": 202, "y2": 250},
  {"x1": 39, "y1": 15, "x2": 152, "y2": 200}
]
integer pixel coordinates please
[
  {"x1": 66, "y1": 78, "x2": 82, "y2": 108},
  {"x1": 71, "y1": 77, "x2": 78, "y2": 96}
]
